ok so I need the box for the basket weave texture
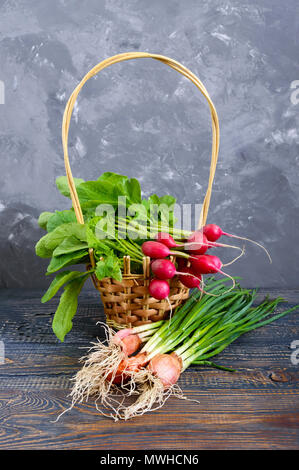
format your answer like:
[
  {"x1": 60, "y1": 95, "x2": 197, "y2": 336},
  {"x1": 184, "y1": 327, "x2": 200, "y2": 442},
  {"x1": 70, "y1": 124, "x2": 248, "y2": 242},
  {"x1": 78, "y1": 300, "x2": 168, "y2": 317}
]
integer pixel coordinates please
[
  {"x1": 90, "y1": 256, "x2": 189, "y2": 328},
  {"x1": 62, "y1": 52, "x2": 220, "y2": 329}
]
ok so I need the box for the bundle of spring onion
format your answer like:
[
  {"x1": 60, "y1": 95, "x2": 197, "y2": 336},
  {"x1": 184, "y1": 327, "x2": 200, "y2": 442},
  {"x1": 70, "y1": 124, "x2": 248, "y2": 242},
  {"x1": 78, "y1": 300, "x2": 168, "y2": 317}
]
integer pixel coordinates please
[{"x1": 56, "y1": 277, "x2": 298, "y2": 421}]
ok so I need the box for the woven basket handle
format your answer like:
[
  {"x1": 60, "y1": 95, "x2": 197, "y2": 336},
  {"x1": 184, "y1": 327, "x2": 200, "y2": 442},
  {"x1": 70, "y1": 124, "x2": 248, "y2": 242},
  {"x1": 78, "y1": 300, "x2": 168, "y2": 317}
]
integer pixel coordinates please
[{"x1": 62, "y1": 52, "x2": 220, "y2": 229}]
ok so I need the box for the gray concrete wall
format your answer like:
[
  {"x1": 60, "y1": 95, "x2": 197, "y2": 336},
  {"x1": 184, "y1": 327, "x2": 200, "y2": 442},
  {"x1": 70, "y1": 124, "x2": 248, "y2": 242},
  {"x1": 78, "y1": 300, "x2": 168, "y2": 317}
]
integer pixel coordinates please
[{"x1": 0, "y1": 0, "x2": 298, "y2": 288}]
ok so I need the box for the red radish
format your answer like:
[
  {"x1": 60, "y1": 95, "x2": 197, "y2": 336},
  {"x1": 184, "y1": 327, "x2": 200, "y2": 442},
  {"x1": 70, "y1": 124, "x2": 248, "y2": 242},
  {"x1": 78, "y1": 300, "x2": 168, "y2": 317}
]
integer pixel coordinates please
[
  {"x1": 142, "y1": 241, "x2": 190, "y2": 260},
  {"x1": 203, "y1": 224, "x2": 223, "y2": 242},
  {"x1": 190, "y1": 254, "x2": 236, "y2": 293},
  {"x1": 149, "y1": 279, "x2": 170, "y2": 300},
  {"x1": 184, "y1": 231, "x2": 209, "y2": 255},
  {"x1": 203, "y1": 224, "x2": 272, "y2": 262},
  {"x1": 176, "y1": 257, "x2": 188, "y2": 270},
  {"x1": 155, "y1": 231, "x2": 209, "y2": 254},
  {"x1": 148, "y1": 353, "x2": 182, "y2": 388},
  {"x1": 151, "y1": 259, "x2": 203, "y2": 289},
  {"x1": 155, "y1": 232, "x2": 179, "y2": 248},
  {"x1": 191, "y1": 254, "x2": 222, "y2": 275},
  {"x1": 142, "y1": 241, "x2": 170, "y2": 258},
  {"x1": 151, "y1": 259, "x2": 176, "y2": 279},
  {"x1": 178, "y1": 266, "x2": 202, "y2": 289},
  {"x1": 185, "y1": 230, "x2": 242, "y2": 254},
  {"x1": 142, "y1": 237, "x2": 241, "y2": 262}
]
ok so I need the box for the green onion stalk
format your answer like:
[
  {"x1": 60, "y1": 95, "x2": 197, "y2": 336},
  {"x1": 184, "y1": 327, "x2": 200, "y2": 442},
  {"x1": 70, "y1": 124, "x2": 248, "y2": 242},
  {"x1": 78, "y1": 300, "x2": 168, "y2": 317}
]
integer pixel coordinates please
[
  {"x1": 139, "y1": 278, "x2": 297, "y2": 370},
  {"x1": 68, "y1": 277, "x2": 298, "y2": 421},
  {"x1": 113, "y1": 278, "x2": 298, "y2": 420}
]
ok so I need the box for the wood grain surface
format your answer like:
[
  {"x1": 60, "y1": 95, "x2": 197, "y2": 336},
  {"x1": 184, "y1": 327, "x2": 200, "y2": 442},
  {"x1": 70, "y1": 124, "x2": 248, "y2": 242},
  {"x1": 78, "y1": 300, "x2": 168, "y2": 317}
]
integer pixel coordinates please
[{"x1": 0, "y1": 288, "x2": 298, "y2": 450}]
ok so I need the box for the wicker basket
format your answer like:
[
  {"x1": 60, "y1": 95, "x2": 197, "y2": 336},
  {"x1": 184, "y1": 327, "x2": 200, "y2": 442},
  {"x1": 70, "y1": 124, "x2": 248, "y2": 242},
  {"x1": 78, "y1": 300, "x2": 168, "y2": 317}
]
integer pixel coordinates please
[
  {"x1": 61, "y1": 52, "x2": 219, "y2": 329},
  {"x1": 88, "y1": 255, "x2": 189, "y2": 328}
]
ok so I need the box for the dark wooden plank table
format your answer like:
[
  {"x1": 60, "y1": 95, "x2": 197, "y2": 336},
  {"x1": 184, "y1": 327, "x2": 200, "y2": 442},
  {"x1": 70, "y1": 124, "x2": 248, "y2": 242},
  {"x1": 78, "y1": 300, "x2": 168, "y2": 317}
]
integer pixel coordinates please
[{"x1": 0, "y1": 288, "x2": 298, "y2": 450}]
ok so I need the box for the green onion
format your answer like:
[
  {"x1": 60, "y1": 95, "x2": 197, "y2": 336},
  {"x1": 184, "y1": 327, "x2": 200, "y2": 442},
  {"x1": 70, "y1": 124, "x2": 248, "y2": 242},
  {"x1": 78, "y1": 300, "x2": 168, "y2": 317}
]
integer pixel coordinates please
[{"x1": 129, "y1": 277, "x2": 298, "y2": 372}]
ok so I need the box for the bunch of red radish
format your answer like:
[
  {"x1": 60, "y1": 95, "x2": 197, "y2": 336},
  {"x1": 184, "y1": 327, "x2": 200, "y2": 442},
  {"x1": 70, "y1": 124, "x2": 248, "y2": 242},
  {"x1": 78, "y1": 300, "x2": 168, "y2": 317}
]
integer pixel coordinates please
[
  {"x1": 141, "y1": 223, "x2": 269, "y2": 300},
  {"x1": 140, "y1": 224, "x2": 229, "y2": 300}
]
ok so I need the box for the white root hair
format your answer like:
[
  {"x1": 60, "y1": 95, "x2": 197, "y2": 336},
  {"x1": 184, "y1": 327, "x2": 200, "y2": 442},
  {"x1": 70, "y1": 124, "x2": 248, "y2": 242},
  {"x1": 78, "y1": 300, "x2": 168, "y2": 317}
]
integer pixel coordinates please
[{"x1": 52, "y1": 323, "x2": 131, "y2": 422}]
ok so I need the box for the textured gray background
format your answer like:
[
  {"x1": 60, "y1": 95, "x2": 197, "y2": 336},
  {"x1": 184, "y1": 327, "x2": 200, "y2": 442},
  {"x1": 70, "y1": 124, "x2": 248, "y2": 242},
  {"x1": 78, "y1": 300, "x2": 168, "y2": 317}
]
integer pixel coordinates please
[{"x1": 0, "y1": 0, "x2": 298, "y2": 288}]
